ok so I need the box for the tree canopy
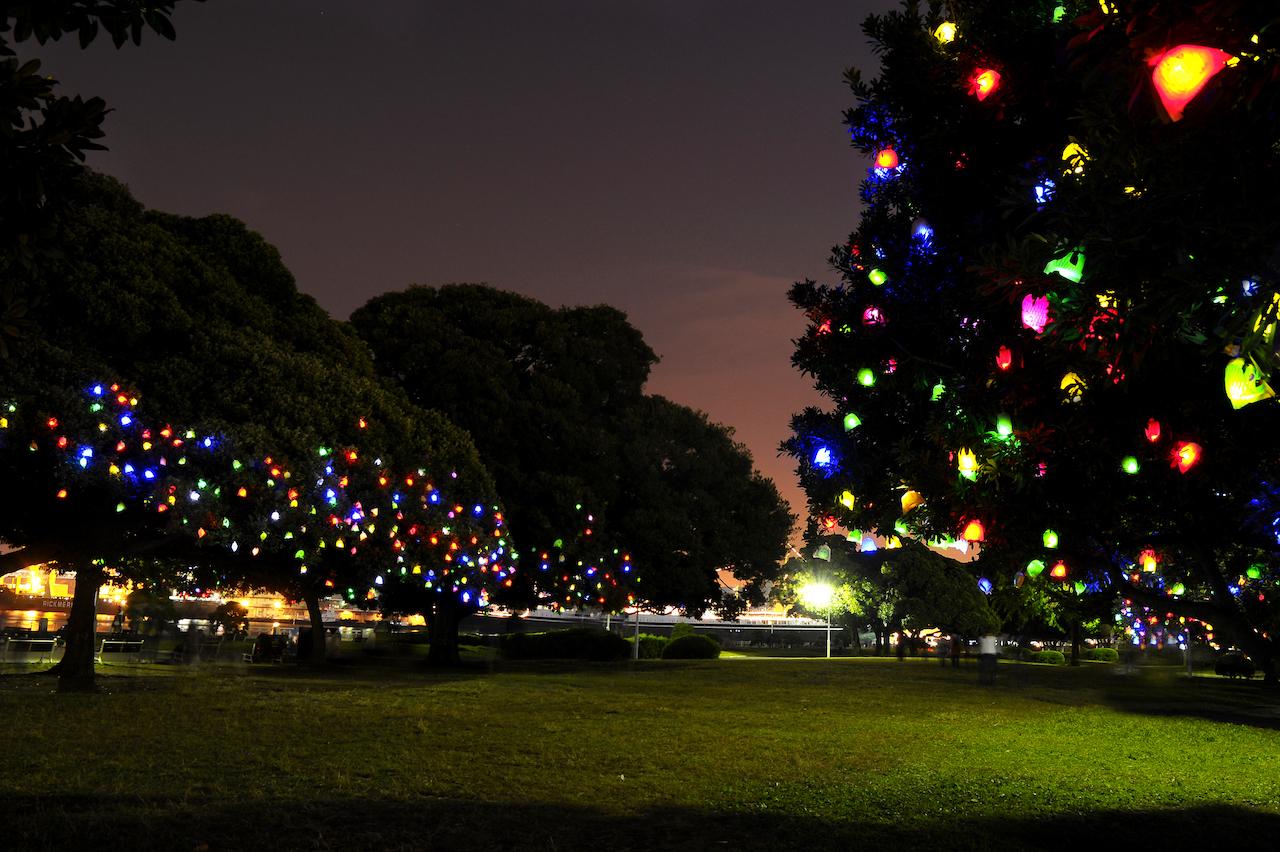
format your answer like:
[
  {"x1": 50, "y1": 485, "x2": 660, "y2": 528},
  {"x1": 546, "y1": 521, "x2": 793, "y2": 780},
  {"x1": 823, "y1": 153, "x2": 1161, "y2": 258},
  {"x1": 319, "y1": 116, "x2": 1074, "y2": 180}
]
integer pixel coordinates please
[
  {"x1": 352, "y1": 283, "x2": 794, "y2": 616},
  {"x1": 786, "y1": 0, "x2": 1280, "y2": 677}
]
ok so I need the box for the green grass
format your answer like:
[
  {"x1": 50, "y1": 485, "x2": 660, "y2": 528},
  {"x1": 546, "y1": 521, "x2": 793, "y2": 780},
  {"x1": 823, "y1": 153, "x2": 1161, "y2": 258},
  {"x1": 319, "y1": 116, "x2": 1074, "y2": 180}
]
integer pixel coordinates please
[{"x1": 2, "y1": 656, "x2": 1279, "y2": 851}]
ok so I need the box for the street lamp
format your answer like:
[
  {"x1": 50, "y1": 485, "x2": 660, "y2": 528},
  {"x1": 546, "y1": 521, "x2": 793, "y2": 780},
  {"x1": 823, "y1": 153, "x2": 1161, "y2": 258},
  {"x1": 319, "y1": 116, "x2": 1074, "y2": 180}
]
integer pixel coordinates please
[{"x1": 802, "y1": 583, "x2": 834, "y2": 658}]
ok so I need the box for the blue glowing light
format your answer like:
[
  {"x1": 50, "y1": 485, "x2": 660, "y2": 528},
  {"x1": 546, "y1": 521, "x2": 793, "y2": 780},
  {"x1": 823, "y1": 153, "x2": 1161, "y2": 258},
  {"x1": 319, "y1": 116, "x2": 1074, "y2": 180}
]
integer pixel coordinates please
[
  {"x1": 429, "y1": 493, "x2": 440, "y2": 503},
  {"x1": 1244, "y1": 279, "x2": 1259, "y2": 296},
  {"x1": 1035, "y1": 180, "x2": 1055, "y2": 205},
  {"x1": 92, "y1": 385, "x2": 103, "y2": 396},
  {"x1": 813, "y1": 447, "x2": 832, "y2": 467},
  {"x1": 143, "y1": 470, "x2": 155, "y2": 480},
  {"x1": 120, "y1": 415, "x2": 132, "y2": 426},
  {"x1": 473, "y1": 505, "x2": 483, "y2": 515},
  {"x1": 978, "y1": 578, "x2": 993, "y2": 594},
  {"x1": 189, "y1": 491, "x2": 200, "y2": 502}
]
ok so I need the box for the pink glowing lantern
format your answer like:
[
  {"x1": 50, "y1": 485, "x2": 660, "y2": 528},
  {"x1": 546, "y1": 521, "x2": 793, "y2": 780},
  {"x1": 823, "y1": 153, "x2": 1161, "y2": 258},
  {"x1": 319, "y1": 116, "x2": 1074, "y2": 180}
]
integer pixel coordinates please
[
  {"x1": 1021, "y1": 294, "x2": 1050, "y2": 333},
  {"x1": 863, "y1": 306, "x2": 885, "y2": 325}
]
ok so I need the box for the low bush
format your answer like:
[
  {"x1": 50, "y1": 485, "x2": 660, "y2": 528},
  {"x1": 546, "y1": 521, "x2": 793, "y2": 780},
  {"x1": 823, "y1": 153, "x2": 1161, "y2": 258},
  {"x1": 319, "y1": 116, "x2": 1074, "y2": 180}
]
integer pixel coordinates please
[
  {"x1": 1082, "y1": 647, "x2": 1119, "y2": 663},
  {"x1": 500, "y1": 628, "x2": 630, "y2": 662},
  {"x1": 629, "y1": 633, "x2": 670, "y2": 659},
  {"x1": 670, "y1": 623, "x2": 698, "y2": 641},
  {"x1": 661, "y1": 635, "x2": 721, "y2": 660},
  {"x1": 1030, "y1": 650, "x2": 1066, "y2": 666}
]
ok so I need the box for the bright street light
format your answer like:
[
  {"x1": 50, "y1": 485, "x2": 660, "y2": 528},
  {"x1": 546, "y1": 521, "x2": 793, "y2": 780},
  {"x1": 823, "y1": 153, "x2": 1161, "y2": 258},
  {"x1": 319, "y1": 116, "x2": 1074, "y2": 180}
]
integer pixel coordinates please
[{"x1": 801, "y1": 583, "x2": 834, "y2": 658}]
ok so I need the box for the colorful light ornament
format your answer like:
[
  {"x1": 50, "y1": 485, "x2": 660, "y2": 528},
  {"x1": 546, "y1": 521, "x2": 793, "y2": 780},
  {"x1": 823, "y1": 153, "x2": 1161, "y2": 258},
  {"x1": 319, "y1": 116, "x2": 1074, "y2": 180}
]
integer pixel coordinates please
[
  {"x1": 839, "y1": 490, "x2": 856, "y2": 509},
  {"x1": 1149, "y1": 45, "x2": 1235, "y2": 122},
  {"x1": 901, "y1": 490, "x2": 923, "y2": 513},
  {"x1": 1172, "y1": 441, "x2": 1202, "y2": 473},
  {"x1": 933, "y1": 21, "x2": 957, "y2": 43},
  {"x1": 962, "y1": 519, "x2": 985, "y2": 542},
  {"x1": 1014, "y1": 572, "x2": 1025, "y2": 588},
  {"x1": 957, "y1": 448, "x2": 979, "y2": 481},
  {"x1": 996, "y1": 415, "x2": 1013, "y2": 439},
  {"x1": 813, "y1": 447, "x2": 832, "y2": 468},
  {"x1": 968, "y1": 68, "x2": 1000, "y2": 101},
  {"x1": 996, "y1": 346, "x2": 1013, "y2": 370},
  {"x1": 1247, "y1": 565, "x2": 1263, "y2": 580},
  {"x1": 1062, "y1": 142, "x2": 1088, "y2": 174},
  {"x1": 1021, "y1": 293, "x2": 1050, "y2": 333},
  {"x1": 1044, "y1": 247, "x2": 1086, "y2": 282},
  {"x1": 863, "y1": 306, "x2": 885, "y2": 325},
  {"x1": 874, "y1": 147, "x2": 899, "y2": 169},
  {"x1": 843, "y1": 412, "x2": 862, "y2": 431},
  {"x1": 868, "y1": 268, "x2": 888, "y2": 286},
  {"x1": 1121, "y1": 456, "x2": 1140, "y2": 474},
  {"x1": 1224, "y1": 357, "x2": 1275, "y2": 409},
  {"x1": 1050, "y1": 561, "x2": 1068, "y2": 579},
  {"x1": 931, "y1": 382, "x2": 945, "y2": 401},
  {"x1": 1061, "y1": 372, "x2": 1086, "y2": 403},
  {"x1": 857, "y1": 368, "x2": 876, "y2": 387},
  {"x1": 1140, "y1": 550, "x2": 1158, "y2": 572},
  {"x1": 978, "y1": 578, "x2": 993, "y2": 595},
  {"x1": 1026, "y1": 559, "x2": 1045, "y2": 578},
  {"x1": 1145, "y1": 419, "x2": 1161, "y2": 442},
  {"x1": 1043, "y1": 529, "x2": 1058, "y2": 548},
  {"x1": 911, "y1": 218, "x2": 933, "y2": 240}
]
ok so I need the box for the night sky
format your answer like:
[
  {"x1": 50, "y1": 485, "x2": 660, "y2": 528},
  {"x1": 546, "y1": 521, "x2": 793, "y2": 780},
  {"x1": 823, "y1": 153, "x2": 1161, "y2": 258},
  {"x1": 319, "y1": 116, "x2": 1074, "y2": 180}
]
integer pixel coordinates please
[{"x1": 17, "y1": 0, "x2": 894, "y2": 527}]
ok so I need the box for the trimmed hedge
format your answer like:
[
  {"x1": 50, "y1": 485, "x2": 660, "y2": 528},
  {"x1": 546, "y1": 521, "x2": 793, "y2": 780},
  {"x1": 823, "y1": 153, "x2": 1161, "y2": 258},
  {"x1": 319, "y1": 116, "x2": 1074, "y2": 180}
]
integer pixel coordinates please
[
  {"x1": 1082, "y1": 647, "x2": 1119, "y2": 663},
  {"x1": 661, "y1": 635, "x2": 721, "y2": 660},
  {"x1": 1030, "y1": 650, "x2": 1066, "y2": 665},
  {"x1": 629, "y1": 633, "x2": 670, "y2": 660},
  {"x1": 500, "y1": 628, "x2": 630, "y2": 662}
]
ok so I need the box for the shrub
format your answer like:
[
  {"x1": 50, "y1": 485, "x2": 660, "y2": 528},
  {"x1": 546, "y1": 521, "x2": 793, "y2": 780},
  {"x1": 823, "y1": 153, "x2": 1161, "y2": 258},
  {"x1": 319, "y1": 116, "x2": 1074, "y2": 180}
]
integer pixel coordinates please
[
  {"x1": 629, "y1": 633, "x2": 670, "y2": 660},
  {"x1": 661, "y1": 635, "x2": 721, "y2": 660},
  {"x1": 1030, "y1": 650, "x2": 1065, "y2": 665},
  {"x1": 499, "y1": 628, "x2": 630, "y2": 662},
  {"x1": 1082, "y1": 647, "x2": 1119, "y2": 663},
  {"x1": 670, "y1": 623, "x2": 697, "y2": 642}
]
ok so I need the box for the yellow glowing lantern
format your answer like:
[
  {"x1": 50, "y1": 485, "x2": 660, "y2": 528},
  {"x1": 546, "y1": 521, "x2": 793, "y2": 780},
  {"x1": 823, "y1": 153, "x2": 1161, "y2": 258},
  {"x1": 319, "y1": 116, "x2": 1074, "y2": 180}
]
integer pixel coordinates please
[
  {"x1": 1062, "y1": 142, "x2": 1088, "y2": 174},
  {"x1": 962, "y1": 519, "x2": 985, "y2": 542},
  {"x1": 1140, "y1": 550, "x2": 1157, "y2": 572},
  {"x1": 1150, "y1": 44, "x2": 1234, "y2": 121},
  {"x1": 1224, "y1": 357, "x2": 1275, "y2": 409},
  {"x1": 933, "y1": 21, "x2": 957, "y2": 43},
  {"x1": 839, "y1": 490, "x2": 856, "y2": 509},
  {"x1": 901, "y1": 490, "x2": 923, "y2": 513},
  {"x1": 1061, "y1": 372, "x2": 1086, "y2": 403},
  {"x1": 957, "y1": 448, "x2": 978, "y2": 480}
]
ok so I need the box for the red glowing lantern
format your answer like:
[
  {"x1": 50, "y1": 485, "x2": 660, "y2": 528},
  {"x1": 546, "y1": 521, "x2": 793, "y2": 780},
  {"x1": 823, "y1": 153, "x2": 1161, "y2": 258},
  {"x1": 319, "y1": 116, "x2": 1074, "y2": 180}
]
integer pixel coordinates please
[
  {"x1": 1144, "y1": 418, "x2": 1161, "y2": 442},
  {"x1": 863, "y1": 306, "x2": 885, "y2": 325},
  {"x1": 996, "y1": 346, "x2": 1013, "y2": 371},
  {"x1": 1021, "y1": 293, "x2": 1050, "y2": 333},
  {"x1": 875, "y1": 147, "x2": 899, "y2": 168},
  {"x1": 1149, "y1": 45, "x2": 1234, "y2": 121},
  {"x1": 1173, "y1": 441, "x2": 1202, "y2": 473},
  {"x1": 1050, "y1": 561, "x2": 1068, "y2": 579},
  {"x1": 962, "y1": 519, "x2": 985, "y2": 542},
  {"x1": 968, "y1": 68, "x2": 1000, "y2": 101}
]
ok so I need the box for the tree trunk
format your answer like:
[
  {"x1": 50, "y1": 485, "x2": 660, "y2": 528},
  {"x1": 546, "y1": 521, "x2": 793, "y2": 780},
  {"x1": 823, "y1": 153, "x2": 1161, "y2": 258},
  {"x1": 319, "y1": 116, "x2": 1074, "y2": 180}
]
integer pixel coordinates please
[
  {"x1": 300, "y1": 587, "x2": 328, "y2": 667},
  {"x1": 49, "y1": 558, "x2": 102, "y2": 693},
  {"x1": 1070, "y1": 619, "x2": 1081, "y2": 667},
  {"x1": 426, "y1": 596, "x2": 462, "y2": 666}
]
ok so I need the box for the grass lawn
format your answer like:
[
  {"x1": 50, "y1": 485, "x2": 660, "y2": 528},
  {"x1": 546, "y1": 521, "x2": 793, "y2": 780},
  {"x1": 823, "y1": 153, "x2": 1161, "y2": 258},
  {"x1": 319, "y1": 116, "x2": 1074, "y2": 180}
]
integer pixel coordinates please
[{"x1": 2, "y1": 655, "x2": 1279, "y2": 851}]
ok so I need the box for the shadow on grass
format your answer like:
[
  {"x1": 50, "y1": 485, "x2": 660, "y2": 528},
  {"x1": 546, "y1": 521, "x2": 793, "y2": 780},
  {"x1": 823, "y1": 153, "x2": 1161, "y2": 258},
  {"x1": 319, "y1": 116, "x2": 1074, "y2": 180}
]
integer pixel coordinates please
[{"x1": 7, "y1": 795, "x2": 1279, "y2": 852}]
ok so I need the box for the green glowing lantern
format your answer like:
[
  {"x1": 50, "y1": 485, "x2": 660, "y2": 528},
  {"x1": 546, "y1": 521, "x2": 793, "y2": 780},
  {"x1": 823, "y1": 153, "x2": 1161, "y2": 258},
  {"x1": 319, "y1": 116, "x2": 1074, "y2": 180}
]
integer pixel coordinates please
[
  {"x1": 1043, "y1": 529, "x2": 1058, "y2": 548},
  {"x1": 868, "y1": 268, "x2": 888, "y2": 286},
  {"x1": 1121, "y1": 456, "x2": 1140, "y2": 474},
  {"x1": 1044, "y1": 247, "x2": 1085, "y2": 282},
  {"x1": 857, "y1": 368, "x2": 876, "y2": 387},
  {"x1": 1171, "y1": 583, "x2": 1186, "y2": 595},
  {"x1": 1026, "y1": 559, "x2": 1045, "y2": 578},
  {"x1": 931, "y1": 382, "x2": 945, "y2": 401},
  {"x1": 1224, "y1": 357, "x2": 1275, "y2": 409},
  {"x1": 996, "y1": 415, "x2": 1013, "y2": 439},
  {"x1": 844, "y1": 412, "x2": 862, "y2": 430},
  {"x1": 1247, "y1": 565, "x2": 1263, "y2": 580},
  {"x1": 1073, "y1": 581, "x2": 1086, "y2": 595}
]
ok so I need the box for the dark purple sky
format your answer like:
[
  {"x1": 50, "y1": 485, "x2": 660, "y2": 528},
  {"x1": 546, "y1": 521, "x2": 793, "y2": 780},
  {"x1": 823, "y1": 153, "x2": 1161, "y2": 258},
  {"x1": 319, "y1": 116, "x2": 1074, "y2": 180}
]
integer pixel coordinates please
[{"x1": 18, "y1": 0, "x2": 893, "y2": 529}]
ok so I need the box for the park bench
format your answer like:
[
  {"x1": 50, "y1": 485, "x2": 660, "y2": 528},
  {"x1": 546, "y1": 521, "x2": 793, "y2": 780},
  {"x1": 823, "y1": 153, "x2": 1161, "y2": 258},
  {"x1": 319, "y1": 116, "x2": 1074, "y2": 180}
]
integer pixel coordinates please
[
  {"x1": 2, "y1": 636, "x2": 58, "y2": 663},
  {"x1": 97, "y1": 638, "x2": 144, "y2": 663}
]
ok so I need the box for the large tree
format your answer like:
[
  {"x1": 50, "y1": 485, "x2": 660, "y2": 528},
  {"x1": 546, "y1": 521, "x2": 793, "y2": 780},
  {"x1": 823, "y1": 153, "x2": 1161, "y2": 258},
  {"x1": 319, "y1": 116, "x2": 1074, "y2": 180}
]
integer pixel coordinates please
[
  {"x1": 352, "y1": 283, "x2": 794, "y2": 616},
  {"x1": 786, "y1": 0, "x2": 1280, "y2": 679},
  {"x1": 0, "y1": 173, "x2": 504, "y2": 682}
]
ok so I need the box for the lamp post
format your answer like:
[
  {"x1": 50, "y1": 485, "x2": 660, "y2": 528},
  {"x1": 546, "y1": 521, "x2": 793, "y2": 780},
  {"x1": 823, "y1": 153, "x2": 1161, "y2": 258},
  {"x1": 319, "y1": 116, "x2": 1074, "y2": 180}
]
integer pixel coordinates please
[{"x1": 802, "y1": 583, "x2": 834, "y2": 659}]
